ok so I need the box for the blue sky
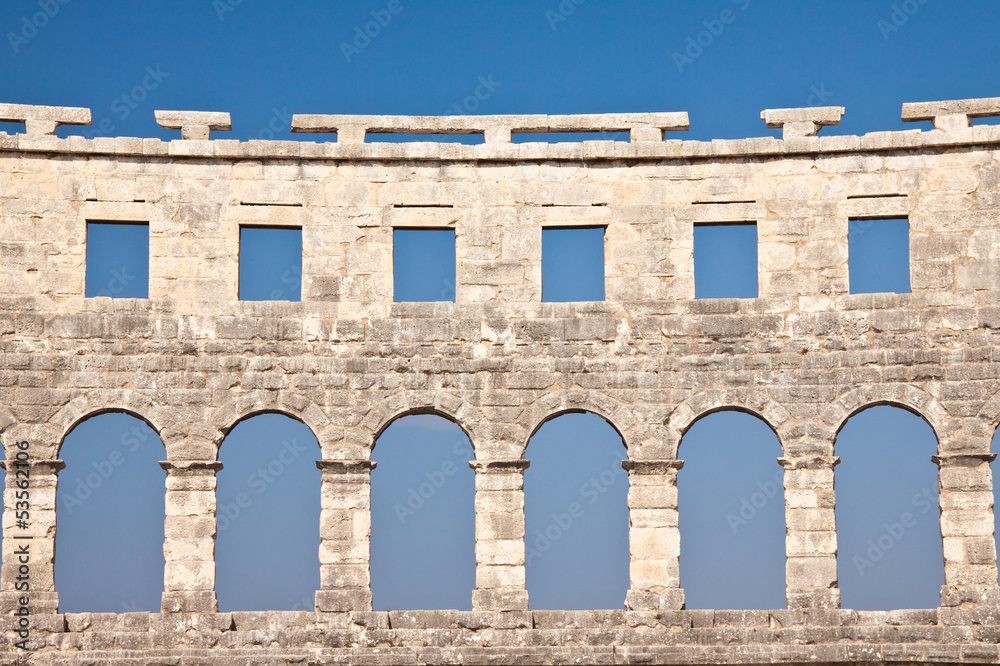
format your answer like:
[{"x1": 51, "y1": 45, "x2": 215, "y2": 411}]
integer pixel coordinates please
[{"x1": 2, "y1": 0, "x2": 999, "y2": 612}]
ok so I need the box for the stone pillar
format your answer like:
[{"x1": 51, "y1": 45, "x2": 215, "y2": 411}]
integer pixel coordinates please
[
  {"x1": 315, "y1": 459, "x2": 375, "y2": 612},
  {"x1": 934, "y1": 452, "x2": 1000, "y2": 607},
  {"x1": 623, "y1": 459, "x2": 685, "y2": 610},
  {"x1": 0, "y1": 458, "x2": 63, "y2": 615},
  {"x1": 160, "y1": 460, "x2": 222, "y2": 613},
  {"x1": 470, "y1": 459, "x2": 530, "y2": 611},
  {"x1": 779, "y1": 455, "x2": 840, "y2": 609}
]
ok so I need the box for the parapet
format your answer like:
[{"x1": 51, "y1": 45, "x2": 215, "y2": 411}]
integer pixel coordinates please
[{"x1": 0, "y1": 97, "x2": 999, "y2": 161}]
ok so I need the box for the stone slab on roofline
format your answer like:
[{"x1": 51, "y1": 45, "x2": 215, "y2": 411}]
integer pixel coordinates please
[
  {"x1": 155, "y1": 109, "x2": 233, "y2": 140},
  {"x1": 762, "y1": 106, "x2": 846, "y2": 139},
  {"x1": 902, "y1": 96, "x2": 1000, "y2": 131},
  {"x1": 7, "y1": 121, "x2": 999, "y2": 161},
  {"x1": 0, "y1": 102, "x2": 91, "y2": 136},
  {"x1": 290, "y1": 111, "x2": 691, "y2": 143},
  {"x1": 1, "y1": 97, "x2": 1000, "y2": 159}
]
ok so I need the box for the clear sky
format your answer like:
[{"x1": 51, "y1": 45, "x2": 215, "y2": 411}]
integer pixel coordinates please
[{"x1": 1, "y1": 0, "x2": 999, "y2": 613}]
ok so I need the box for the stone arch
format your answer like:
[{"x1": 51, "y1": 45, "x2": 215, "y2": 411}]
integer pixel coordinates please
[
  {"x1": 831, "y1": 384, "x2": 947, "y2": 446},
  {"x1": 54, "y1": 398, "x2": 168, "y2": 613},
  {"x1": 520, "y1": 391, "x2": 640, "y2": 458},
  {"x1": 0, "y1": 405, "x2": 16, "y2": 437},
  {"x1": 360, "y1": 391, "x2": 485, "y2": 454},
  {"x1": 0, "y1": 404, "x2": 18, "y2": 456},
  {"x1": 51, "y1": 391, "x2": 169, "y2": 455},
  {"x1": 974, "y1": 389, "x2": 1000, "y2": 448},
  {"x1": 209, "y1": 391, "x2": 332, "y2": 454},
  {"x1": 666, "y1": 389, "x2": 792, "y2": 458}
]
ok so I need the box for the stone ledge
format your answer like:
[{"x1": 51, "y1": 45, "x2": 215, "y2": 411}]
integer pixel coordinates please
[
  {"x1": 15, "y1": 608, "x2": 1000, "y2": 631},
  {"x1": 290, "y1": 112, "x2": 691, "y2": 144},
  {"x1": 1, "y1": 122, "x2": 999, "y2": 162},
  {"x1": 4, "y1": 632, "x2": 999, "y2": 665}
]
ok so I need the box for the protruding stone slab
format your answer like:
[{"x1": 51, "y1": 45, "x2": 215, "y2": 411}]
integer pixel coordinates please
[
  {"x1": 155, "y1": 110, "x2": 232, "y2": 140},
  {"x1": 0, "y1": 103, "x2": 91, "y2": 136},
  {"x1": 903, "y1": 97, "x2": 1000, "y2": 131},
  {"x1": 291, "y1": 112, "x2": 690, "y2": 143},
  {"x1": 762, "y1": 106, "x2": 846, "y2": 139}
]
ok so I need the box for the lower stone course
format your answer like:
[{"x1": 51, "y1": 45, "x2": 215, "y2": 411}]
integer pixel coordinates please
[{"x1": 0, "y1": 610, "x2": 998, "y2": 664}]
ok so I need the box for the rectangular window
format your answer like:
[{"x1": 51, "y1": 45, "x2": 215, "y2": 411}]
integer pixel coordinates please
[
  {"x1": 393, "y1": 228, "x2": 456, "y2": 302},
  {"x1": 239, "y1": 226, "x2": 302, "y2": 301},
  {"x1": 694, "y1": 222, "x2": 758, "y2": 299},
  {"x1": 542, "y1": 226, "x2": 605, "y2": 302},
  {"x1": 85, "y1": 221, "x2": 149, "y2": 298},
  {"x1": 849, "y1": 218, "x2": 910, "y2": 294}
]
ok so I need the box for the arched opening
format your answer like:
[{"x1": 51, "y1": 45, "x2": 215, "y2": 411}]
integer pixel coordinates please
[
  {"x1": 371, "y1": 413, "x2": 475, "y2": 610},
  {"x1": 216, "y1": 412, "x2": 320, "y2": 611},
  {"x1": 524, "y1": 411, "x2": 628, "y2": 609},
  {"x1": 56, "y1": 412, "x2": 165, "y2": 612},
  {"x1": 678, "y1": 410, "x2": 785, "y2": 609},
  {"x1": 835, "y1": 405, "x2": 941, "y2": 609}
]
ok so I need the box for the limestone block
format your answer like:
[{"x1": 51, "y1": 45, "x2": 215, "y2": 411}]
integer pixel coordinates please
[
  {"x1": 786, "y1": 531, "x2": 837, "y2": 557},
  {"x1": 475, "y1": 512, "x2": 525, "y2": 540},
  {"x1": 797, "y1": 241, "x2": 847, "y2": 271},
  {"x1": 475, "y1": 539, "x2": 525, "y2": 566},
  {"x1": 163, "y1": 538, "x2": 214, "y2": 562},
  {"x1": 629, "y1": 559, "x2": 681, "y2": 590},
  {"x1": 628, "y1": 508, "x2": 679, "y2": 529},
  {"x1": 163, "y1": 561, "x2": 215, "y2": 591},
  {"x1": 475, "y1": 563, "x2": 525, "y2": 589},
  {"x1": 940, "y1": 510, "x2": 995, "y2": 537},
  {"x1": 630, "y1": 526, "x2": 680, "y2": 560},
  {"x1": 786, "y1": 557, "x2": 837, "y2": 588},
  {"x1": 164, "y1": 490, "x2": 215, "y2": 517},
  {"x1": 319, "y1": 563, "x2": 371, "y2": 589},
  {"x1": 785, "y1": 508, "x2": 836, "y2": 532}
]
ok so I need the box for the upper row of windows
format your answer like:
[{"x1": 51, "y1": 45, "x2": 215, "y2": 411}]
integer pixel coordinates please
[{"x1": 84, "y1": 219, "x2": 912, "y2": 303}]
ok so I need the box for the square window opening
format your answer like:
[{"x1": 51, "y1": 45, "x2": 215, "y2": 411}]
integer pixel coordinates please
[
  {"x1": 393, "y1": 228, "x2": 456, "y2": 302},
  {"x1": 848, "y1": 218, "x2": 910, "y2": 294},
  {"x1": 0, "y1": 121, "x2": 25, "y2": 135},
  {"x1": 239, "y1": 226, "x2": 302, "y2": 301},
  {"x1": 85, "y1": 221, "x2": 149, "y2": 298},
  {"x1": 512, "y1": 131, "x2": 630, "y2": 144},
  {"x1": 542, "y1": 226, "x2": 605, "y2": 302},
  {"x1": 366, "y1": 133, "x2": 483, "y2": 145},
  {"x1": 972, "y1": 116, "x2": 1000, "y2": 127},
  {"x1": 694, "y1": 222, "x2": 758, "y2": 299}
]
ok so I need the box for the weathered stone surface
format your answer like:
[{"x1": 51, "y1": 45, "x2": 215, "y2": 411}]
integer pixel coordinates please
[{"x1": 0, "y1": 99, "x2": 999, "y2": 661}]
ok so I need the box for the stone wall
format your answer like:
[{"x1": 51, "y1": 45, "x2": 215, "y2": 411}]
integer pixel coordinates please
[{"x1": 0, "y1": 98, "x2": 999, "y2": 662}]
